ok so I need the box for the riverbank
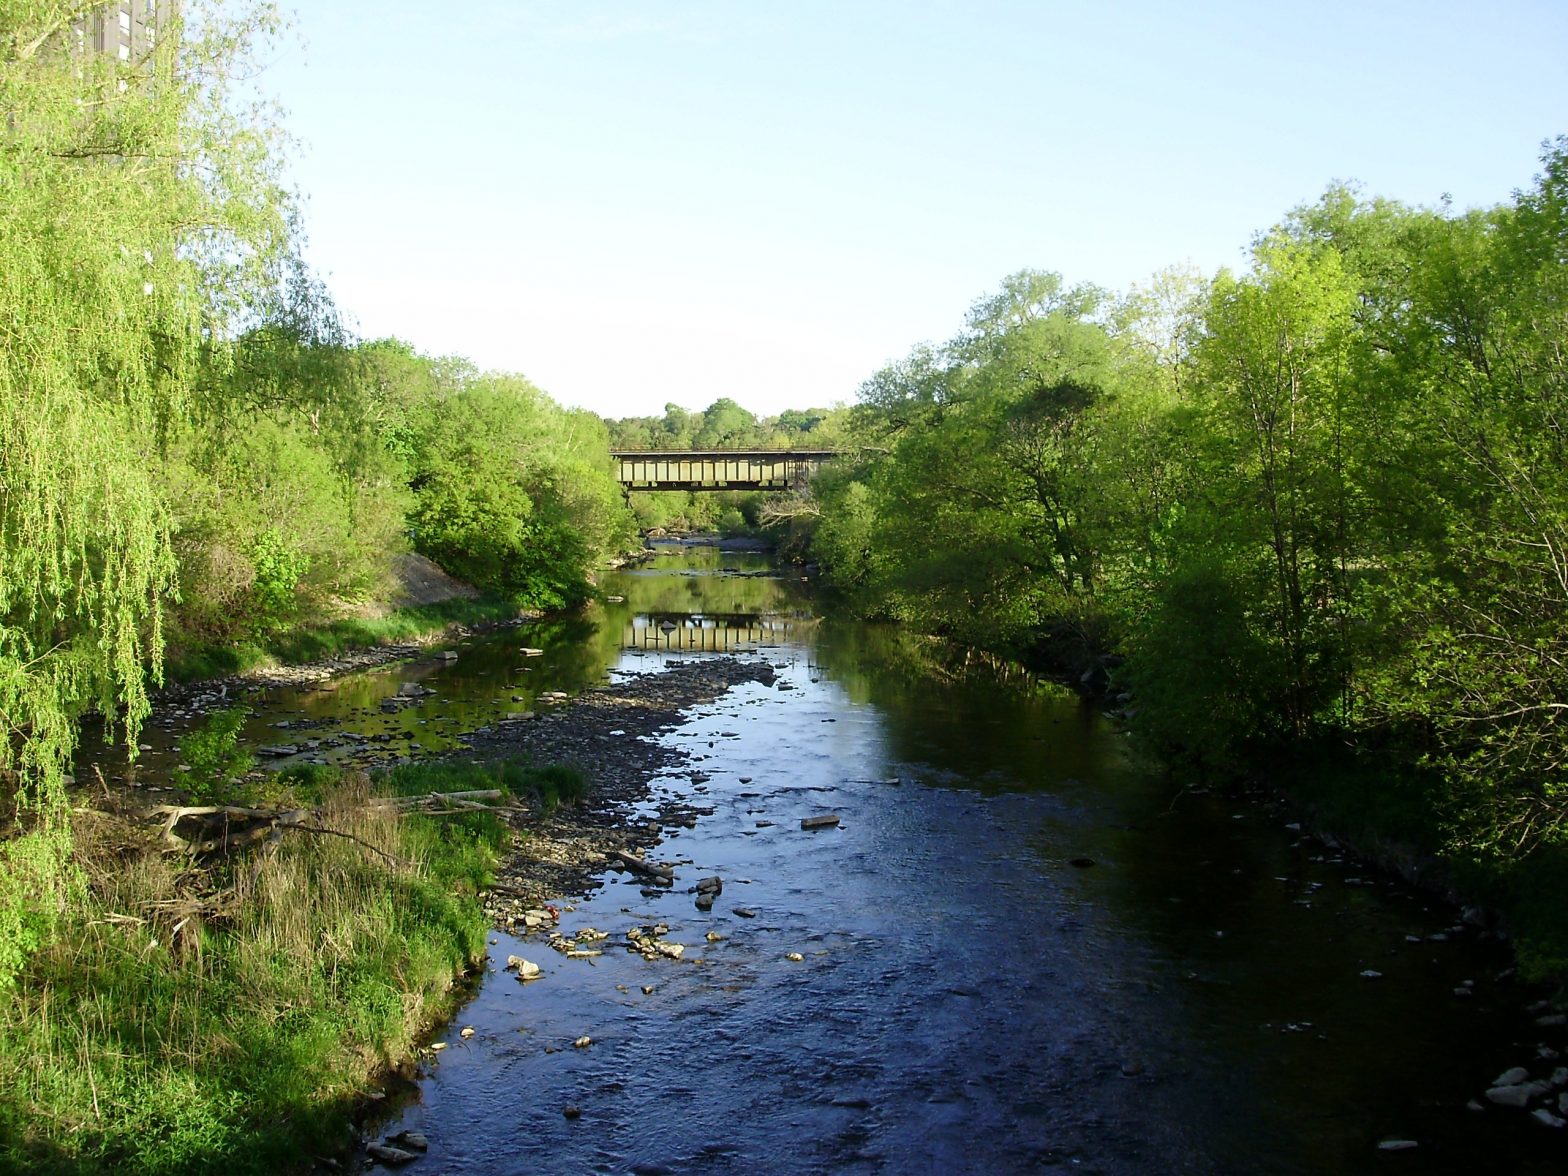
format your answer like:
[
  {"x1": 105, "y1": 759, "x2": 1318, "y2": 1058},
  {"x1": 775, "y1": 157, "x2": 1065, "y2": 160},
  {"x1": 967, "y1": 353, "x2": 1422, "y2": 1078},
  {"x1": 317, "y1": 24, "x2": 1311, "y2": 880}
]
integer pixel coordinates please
[
  {"x1": 3, "y1": 651, "x2": 781, "y2": 1174},
  {"x1": 162, "y1": 554, "x2": 530, "y2": 685}
]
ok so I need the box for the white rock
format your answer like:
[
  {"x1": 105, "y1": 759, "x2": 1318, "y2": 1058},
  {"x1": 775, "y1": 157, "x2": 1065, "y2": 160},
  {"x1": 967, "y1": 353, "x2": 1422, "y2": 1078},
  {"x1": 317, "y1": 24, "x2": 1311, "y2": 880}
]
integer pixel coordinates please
[
  {"x1": 505, "y1": 955, "x2": 542, "y2": 980},
  {"x1": 1360, "y1": 969, "x2": 1384, "y2": 980},
  {"x1": 1494, "y1": 1066, "x2": 1531, "y2": 1087},
  {"x1": 1530, "y1": 1108, "x2": 1565, "y2": 1128}
]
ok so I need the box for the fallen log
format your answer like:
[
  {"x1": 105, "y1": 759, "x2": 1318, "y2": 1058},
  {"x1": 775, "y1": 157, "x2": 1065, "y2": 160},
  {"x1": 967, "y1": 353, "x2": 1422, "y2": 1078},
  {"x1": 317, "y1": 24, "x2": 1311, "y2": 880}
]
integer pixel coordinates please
[
  {"x1": 608, "y1": 848, "x2": 675, "y2": 883},
  {"x1": 369, "y1": 789, "x2": 506, "y2": 808}
]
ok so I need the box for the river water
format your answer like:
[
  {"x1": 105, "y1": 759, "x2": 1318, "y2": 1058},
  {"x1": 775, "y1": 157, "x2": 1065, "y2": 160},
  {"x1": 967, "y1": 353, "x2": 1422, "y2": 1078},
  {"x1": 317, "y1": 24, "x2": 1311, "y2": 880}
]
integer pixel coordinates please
[{"x1": 82, "y1": 545, "x2": 1565, "y2": 1173}]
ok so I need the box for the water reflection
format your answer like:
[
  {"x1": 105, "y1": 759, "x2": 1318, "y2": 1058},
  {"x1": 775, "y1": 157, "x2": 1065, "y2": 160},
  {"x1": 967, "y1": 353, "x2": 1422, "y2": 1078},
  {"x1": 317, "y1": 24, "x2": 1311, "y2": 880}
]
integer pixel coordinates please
[{"x1": 622, "y1": 612, "x2": 814, "y2": 653}]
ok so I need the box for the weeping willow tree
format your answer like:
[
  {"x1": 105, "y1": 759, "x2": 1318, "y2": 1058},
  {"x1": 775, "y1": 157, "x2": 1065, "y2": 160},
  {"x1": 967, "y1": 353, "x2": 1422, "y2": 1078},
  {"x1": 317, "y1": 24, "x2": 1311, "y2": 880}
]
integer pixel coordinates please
[{"x1": 0, "y1": 1, "x2": 292, "y2": 985}]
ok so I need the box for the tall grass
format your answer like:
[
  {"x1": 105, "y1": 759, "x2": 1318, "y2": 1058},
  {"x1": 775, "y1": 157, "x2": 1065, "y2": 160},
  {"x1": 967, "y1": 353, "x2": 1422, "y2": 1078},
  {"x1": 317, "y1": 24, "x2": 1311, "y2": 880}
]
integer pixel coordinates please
[{"x1": 0, "y1": 771, "x2": 507, "y2": 1174}]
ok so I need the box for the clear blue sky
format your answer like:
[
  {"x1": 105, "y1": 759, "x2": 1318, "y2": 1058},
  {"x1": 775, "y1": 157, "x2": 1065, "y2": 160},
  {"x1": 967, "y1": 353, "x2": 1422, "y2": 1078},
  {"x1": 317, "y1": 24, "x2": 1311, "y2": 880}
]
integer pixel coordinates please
[{"x1": 265, "y1": 0, "x2": 1568, "y2": 419}]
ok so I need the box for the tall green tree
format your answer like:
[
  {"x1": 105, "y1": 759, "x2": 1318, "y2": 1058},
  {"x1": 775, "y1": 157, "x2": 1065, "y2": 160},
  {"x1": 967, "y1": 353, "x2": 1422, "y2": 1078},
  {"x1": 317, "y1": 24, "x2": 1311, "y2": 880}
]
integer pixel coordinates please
[{"x1": 0, "y1": 1, "x2": 294, "y2": 984}]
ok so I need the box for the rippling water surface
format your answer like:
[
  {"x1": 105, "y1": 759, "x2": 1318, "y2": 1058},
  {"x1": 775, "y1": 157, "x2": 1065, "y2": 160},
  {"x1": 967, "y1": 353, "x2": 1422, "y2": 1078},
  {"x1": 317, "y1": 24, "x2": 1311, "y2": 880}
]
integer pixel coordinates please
[{"x1": 80, "y1": 546, "x2": 1567, "y2": 1173}]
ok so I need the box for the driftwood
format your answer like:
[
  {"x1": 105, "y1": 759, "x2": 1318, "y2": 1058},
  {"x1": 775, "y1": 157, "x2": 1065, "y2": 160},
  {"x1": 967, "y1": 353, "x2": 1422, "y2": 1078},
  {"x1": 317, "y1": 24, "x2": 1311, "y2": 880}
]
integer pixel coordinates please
[
  {"x1": 143, "y1": 787, "x2": 516, "y2": 868},
  {"x1": 369, "y1": 789, "x2": 505, "y2": 809},
  {"x1": 150, "y1": 805, "x2": 311, "y2": 854},
  {"x1": 608, "y1": 848, "x2": 675, "y2": 883}
]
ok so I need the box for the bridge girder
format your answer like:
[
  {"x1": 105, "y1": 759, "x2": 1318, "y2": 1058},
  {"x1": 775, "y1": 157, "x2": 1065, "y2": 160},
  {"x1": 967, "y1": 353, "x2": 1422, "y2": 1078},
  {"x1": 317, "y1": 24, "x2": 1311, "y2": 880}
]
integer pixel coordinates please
[{"x1": 609, "y1": 449, "x2": 836, "y2": 493}]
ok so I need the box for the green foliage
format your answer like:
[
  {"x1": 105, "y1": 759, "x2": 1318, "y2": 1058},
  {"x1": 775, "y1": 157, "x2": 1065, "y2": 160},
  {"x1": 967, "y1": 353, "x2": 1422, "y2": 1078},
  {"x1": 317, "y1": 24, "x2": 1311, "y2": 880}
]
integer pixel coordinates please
[
  {"x1": 0, "y1": 774, "x2": 497, "y2": 1173},
  {"x1": 173, "y1": 709, "x2": 256, "y2": 804},
  {"x1": 0, "y1": 0, "x2": 296, "y2": 987},
  {"x1": 812, "y1": 143, "x2": 1568, "y2": 972},
  {"x1": 403, "y1": 370, "x2": 630, "y2": 608}
]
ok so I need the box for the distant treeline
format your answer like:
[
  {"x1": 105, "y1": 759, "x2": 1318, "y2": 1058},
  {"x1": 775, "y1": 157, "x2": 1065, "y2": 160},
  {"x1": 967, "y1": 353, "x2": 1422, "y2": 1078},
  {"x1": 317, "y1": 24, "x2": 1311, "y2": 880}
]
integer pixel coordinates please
[{"x1": 802, "y1": 140, "x2": 1568, "y2": 974}]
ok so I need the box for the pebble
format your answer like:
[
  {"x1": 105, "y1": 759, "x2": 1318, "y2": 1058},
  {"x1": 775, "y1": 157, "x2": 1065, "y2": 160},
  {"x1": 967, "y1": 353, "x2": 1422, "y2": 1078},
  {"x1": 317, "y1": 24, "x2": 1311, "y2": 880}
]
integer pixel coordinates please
[
  {"x1": 786, "y1": 952, "x2": 804, "y2": 962},
  {"x1": 1376, "y1": 1139, "x2": 1418, "y2": 1151},
  {"x1": 460, "y1": 1026, "x2": 475, "y2": 1039},
  {"x1": 1530, "y1": 1108, "x2": 1565, "y2": 1129},
  {"x1": 1359, "y1": 970, "x2": 1383, "y2": 980},
  {"x1": 564, "y1": 1104, "x2": 582, "y2": 1119},
  {"x1": 574, "y1": 1036, "x2": 592, "y2": 1049}
]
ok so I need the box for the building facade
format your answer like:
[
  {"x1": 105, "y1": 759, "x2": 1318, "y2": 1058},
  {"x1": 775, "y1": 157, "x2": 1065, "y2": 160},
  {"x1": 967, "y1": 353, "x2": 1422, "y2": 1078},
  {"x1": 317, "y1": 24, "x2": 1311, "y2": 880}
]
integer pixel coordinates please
[{"x1": 73, "y1": 2, "x2": 178, "y2": 63}]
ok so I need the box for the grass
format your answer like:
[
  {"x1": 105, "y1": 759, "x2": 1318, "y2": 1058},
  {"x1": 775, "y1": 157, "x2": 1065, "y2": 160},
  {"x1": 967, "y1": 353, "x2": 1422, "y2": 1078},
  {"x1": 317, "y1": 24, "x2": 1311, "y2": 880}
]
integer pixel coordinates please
[
  {"x1": 164, "y1": 597, "x2": 525, "y2": 683},
  {"x1": 0, "y1": 757, "x2": 571, "y2": 1175}
]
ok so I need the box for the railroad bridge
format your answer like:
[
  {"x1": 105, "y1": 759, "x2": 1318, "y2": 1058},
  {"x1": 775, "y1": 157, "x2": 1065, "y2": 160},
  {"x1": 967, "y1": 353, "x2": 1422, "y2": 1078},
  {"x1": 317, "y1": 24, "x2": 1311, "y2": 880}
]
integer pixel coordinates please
[{"x1": 610, "y1": 449, "x2": 836, "y2": 492}]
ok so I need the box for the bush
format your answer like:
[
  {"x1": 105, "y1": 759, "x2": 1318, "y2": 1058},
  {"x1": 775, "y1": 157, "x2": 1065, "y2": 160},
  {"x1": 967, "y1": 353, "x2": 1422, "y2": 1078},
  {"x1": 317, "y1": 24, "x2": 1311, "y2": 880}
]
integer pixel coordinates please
[{"x1": 173, "y1": 709, "x2": 256, "y2": 804}]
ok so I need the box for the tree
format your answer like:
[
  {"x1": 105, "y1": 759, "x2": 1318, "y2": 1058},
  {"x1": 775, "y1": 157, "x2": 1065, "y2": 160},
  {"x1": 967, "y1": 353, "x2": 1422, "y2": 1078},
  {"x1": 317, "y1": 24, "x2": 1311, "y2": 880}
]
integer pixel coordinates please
[{"x1": 0, "y1": 0, "x2": 295, "y2": 985}]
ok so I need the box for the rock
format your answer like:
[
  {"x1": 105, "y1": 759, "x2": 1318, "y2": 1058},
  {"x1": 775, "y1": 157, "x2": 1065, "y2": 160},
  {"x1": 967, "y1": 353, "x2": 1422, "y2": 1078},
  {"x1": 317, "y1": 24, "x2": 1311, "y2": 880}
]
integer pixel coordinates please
[
  {"x1": 389, "y1": 1130, "x2": 428, "y2": 1151},
  {"x1": 655, "y1": 942, "x2": 686, "y2": 960},
  {"x1": 506, "y1": 956, "x2": 542, "y2": 980},
  {"x1": 574, "y1": 1035, "x2": 592, "y2": 1048},
  {"x1": 520, "y1": 647, "x2": 545, "y2": 656},
  {"x1": 1068, "y1": 857, "x2": 1095, "y2": 868},
  {"x1": 1495, "y1": 1066, "x2": 1531, "y2": 1087},
  {"x1": 1530, "y1": 1108, "x2": 1566, "y2": 1128},
  {"x1": 695, "y1": 876, "x2": 723, "y2": 895},
  {"x1": 437, "y1": 651, "x2": 459, "y2": 661},
  {"x1": 734, "y1": 908, "x2": 757, "y2": 918},
  {"x1": 564, "y1": 1104, "x2": 582, "y2": 1119},
  {"x1": 786, "y1": 952, "x2": 804, "y2": 962},
  {"x1": 1537, "y1": 1014, "x2": 1567, "y2": 1027},
  {"x1": 801, "y1": 814, "x2": 841, "y2": 830},
  {"x1": 1377, "y1": 1139, "x2": 1419, "y2": 1151},
  {"x1": 460, "y1": 1027, "x2": 474, "y2": 1039},
  {"x1": 1486, "y1": 1083, "x2": 1542, "y2": 1108},
  {"x1": 365, "y1": 1142, "x2": 417, "y2": 1165},
  {"x1": 694, "y1": 894, "x2": 714, "y2": 912},
  {"x1": 705, "y1": 931, "x2": 724, "y2": 942},
  {"x1": 1359, "y1": 970, "x2": 1384, "y2": 980},
  {"x1": 1552, "y1": 1067, "x2": 1568, "y2": 1088},
  {"x1": 642, "y1": 985, "x2": 655, "y2": 995}
]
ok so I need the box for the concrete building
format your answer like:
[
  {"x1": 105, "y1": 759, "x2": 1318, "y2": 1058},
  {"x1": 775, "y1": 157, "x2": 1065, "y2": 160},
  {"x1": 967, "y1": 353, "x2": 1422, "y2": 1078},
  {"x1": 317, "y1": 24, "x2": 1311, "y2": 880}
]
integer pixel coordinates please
[{"x1": 74, "y1": 2, "x2": 178, "y2": 63}]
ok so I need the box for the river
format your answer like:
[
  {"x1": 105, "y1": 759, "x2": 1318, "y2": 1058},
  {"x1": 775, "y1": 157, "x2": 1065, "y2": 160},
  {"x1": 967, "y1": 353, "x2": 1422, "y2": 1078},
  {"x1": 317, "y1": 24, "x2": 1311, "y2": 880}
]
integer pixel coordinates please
[{"x1": 82, "y1": 544, "x2": 1565, "y2": 1173}]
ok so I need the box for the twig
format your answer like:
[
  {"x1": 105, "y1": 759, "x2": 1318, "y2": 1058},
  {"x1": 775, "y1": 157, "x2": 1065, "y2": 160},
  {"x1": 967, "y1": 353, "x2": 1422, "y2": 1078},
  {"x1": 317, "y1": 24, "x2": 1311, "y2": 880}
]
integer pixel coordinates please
[{"x1": 277, "y1": 823, "x2": 413, "y2": 868}]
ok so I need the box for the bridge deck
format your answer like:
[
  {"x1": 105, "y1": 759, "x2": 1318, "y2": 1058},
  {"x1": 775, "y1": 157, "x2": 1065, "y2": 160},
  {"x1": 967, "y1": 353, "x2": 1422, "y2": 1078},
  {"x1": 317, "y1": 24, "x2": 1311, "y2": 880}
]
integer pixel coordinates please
[{"x1": 610, "y1": 449, "x2": 836, "y2": 492}]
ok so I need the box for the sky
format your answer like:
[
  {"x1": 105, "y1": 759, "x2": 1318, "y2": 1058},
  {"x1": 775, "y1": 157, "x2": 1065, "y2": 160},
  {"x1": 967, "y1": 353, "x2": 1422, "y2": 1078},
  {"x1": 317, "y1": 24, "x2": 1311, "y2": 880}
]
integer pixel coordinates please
[{"x1": 263, "y1": 0, "x2": 1568, "y2": 420}]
